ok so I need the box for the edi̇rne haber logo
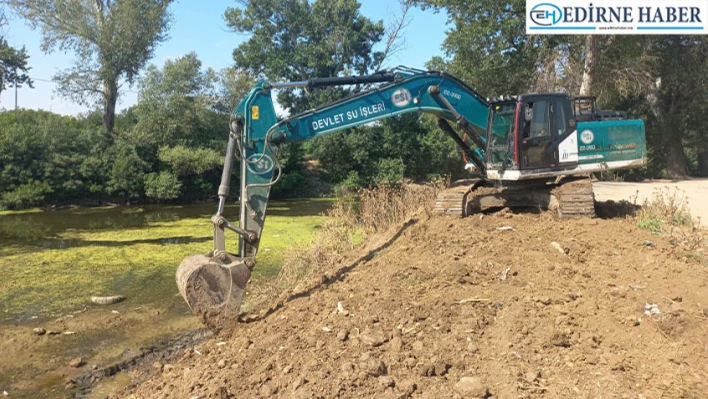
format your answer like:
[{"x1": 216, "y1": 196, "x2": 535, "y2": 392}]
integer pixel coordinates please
[{"x1": 526, "y1": 0, "x2": 708, "y2": 34}]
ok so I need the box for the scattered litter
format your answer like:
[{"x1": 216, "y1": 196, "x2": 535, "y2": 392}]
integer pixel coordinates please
[
  {"x1": 2, "y1": 390, "x2": 7, "y2": 396},
  {"x1": 496, "y1": 226, "x2": 516, "y2": 232},
  {"x1": 551, "y1": 242, "x2": 566, "y2": 254},
  {"x1": 273, "y1": 234, "x2": 280, "y2": 237},
  {"x1": 111, "y1": 310, "x2": 120, "y2": 314},
  {"x1": 32, "y1": 328, "x2": 46, "y2": 336},
  {"x1": 216, "y1": 342, "x2": 226, "y2": 346},
  {"x1": 194, "y1": 350, "x2": 202, "y2": 355},
  {"x1": 63, "y1": 331, "x2": 76, "y2": 335},
  {"x1": 264, "y1": 248, "x2": 272, "y2": 252},
  {"x1": 322, "y1": 327, "x2": 332, "y2": 332},
  {"x1": 644, "y1": 303, "x2": 661, "y2": 316},
  {"x1": 336, "y1": 301, "x2": 349, "y2": 316},
  {"x1": 628, "y1": 284, "x2": 645, "y2": 291},
  {"x1": 500, "y1": 267, "x2": 511, "y2": 281},
  {"x1": 402, "y1": 327, "x2": 417, "y2": 335},
  {"x1": 492, "y1": 302, "x2": 503, "y2": 309},
  {"x1": 458, "y1": 297, "x2": 492, "y2": 304},
  {"x1": 30, "y1": 316, "x2": 38, "y2": 319},
  {"x1": 642, "y1": 240, "x2": 656, "y2": 247}
]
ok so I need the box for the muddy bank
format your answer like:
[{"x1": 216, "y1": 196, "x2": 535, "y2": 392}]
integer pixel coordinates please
[
  {"x1": 0, "y1": 294, "x2": 204, "y2": 398},
  {"x1": 118, "y1": 211, "x2": 708, "y2": 398}
]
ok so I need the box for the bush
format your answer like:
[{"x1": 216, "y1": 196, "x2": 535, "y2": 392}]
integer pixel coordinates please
[
  {"x1": 271, "y1": 170, "x2": 306, "y2": 199},
  {"x1": 144, "y1": 171, "x2": 182, "y2": 203},
  {"x1": 339, "y1": 170, "x2": 364, "y2": 192},
  {"x1": 0, "y1": 180, "x2": 52, "y2": 210},
  {"x1": 374, "y1": 158, "x2": 404, "y2": 186}
]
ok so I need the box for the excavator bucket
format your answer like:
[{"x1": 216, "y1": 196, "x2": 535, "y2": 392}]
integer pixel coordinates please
[{"x1": 176, "y1": 252, "x2": 251, "y2": 332}]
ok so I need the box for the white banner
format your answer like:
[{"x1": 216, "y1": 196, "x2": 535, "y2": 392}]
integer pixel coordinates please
[{"x1": 526, "y1": 0, "x2": 708, "y2": 34}]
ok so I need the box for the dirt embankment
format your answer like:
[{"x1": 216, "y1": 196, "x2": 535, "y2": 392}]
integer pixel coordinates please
[{"x1": 119, "y1": 211, "x2": 708, "y2": 399}]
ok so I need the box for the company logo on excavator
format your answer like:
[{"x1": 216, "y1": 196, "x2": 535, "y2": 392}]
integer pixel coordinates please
[
  {"x1": 246, "y1": 154, "x2": 274, "y2": 175},
  {"x1": 580, "y1": 130, "x2": 594, "y2": 145},
  {"x1": 391, "y1": 88, "x2": 412, "y2": 107}
]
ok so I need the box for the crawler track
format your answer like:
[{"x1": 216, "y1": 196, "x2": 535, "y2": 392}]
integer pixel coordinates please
[{"x1": 553, "y1": 177, "x2": 596, "y2": 218}]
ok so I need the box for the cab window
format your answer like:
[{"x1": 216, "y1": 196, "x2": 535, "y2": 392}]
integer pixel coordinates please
[{"x1": 522, "y1": 101, "x2": 550, "y2": 138}]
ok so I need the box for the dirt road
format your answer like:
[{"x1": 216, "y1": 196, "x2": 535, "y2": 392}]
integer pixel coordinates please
[{"x1": 594, "y1": 179, "x2": 708, "y2": 226}]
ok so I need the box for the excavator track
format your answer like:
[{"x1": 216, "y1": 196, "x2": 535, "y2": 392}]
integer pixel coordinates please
[
  {"x1": 433, "y1": 179, "x2": 481, "y2": 216},
  {"x1": 434, "y1": 176, "x2": 596, "y2": 218},
  {"x1": 552, "y1": 177, "x2": 596, "y2": 218}
]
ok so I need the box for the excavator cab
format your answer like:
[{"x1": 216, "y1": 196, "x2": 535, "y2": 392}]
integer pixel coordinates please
[{"x1": 487, "y1": 94, "x2": 577, "y2": 171}]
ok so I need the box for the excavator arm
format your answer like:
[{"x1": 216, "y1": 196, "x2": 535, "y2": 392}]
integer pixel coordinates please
[{"x1": 176, "y1": 68, "x2": 491, "y2": 330}]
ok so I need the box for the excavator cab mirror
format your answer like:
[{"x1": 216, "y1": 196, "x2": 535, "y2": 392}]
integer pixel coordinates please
[
  {"x1": 524, "y1": 106, "x2": 533, "y2": 123},
  {"x1": 568, "y1": 118, "x2": 576, "y2": 129}
]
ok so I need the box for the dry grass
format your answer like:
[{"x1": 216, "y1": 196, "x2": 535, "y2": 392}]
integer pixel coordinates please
[
  {"x1": 276, "y1": 179, "x2": 447, "y2": 289},
  {"x1": 636, "y1": 187, "x2": 705, "y2": 253}
]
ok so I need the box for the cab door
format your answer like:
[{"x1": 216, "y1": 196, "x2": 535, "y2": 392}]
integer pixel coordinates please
[{"x1": 519, "y1": 99, "x2": 556, "y2": 169}]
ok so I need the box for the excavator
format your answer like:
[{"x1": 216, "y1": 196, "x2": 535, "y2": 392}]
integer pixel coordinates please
[{"x1": 176, "y1": 67, "x2": 646, "y2": 330}]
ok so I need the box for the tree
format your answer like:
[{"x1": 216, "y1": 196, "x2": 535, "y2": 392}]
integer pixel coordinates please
[
  {"x1": 132, "y1": 52, "x2": 219, "y2": 149},
  {"x1": 4, "y1": 0, "x2": 173, "y2": 133},
  {"x1": 212, "y1": 67, "x2": 255, "y2": 114},
  {"x1": 0, "y1": 39, "x2": 32, "y2": 99},
  {"x1": 144, "y1": 170, "x2": 180, "y2": 203},
  {"x1": 0, "y1": 6, "x2": 33, "y2": 99},
  {"x1": 224, "y1": 0, "x2": 385, "y2": 112},
  {"x1": 106, "y1": 138, "x2": 145, "y2": 202}
]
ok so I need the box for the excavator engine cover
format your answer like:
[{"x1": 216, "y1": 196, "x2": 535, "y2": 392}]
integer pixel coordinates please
[{"x1": 176, "y1": 252, "x2": 251, "y2": 332}]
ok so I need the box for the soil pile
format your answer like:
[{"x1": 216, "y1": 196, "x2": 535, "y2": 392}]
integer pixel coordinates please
[{"x1": 120, "y1": 211, "x2": 708, "y2": 398}]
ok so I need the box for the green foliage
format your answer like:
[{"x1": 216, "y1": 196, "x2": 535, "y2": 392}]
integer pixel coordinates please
[
  {"x1": 225, "y1": 0, "x2": 384, "y2": 113},
  {"x1": 213, "y1": 67, "x2": 256, "y2": 114},
  {"x1": 308, "y1": 114, "x2": 461, "y2": 188},
  {"x1": 374, "y1": 158, "x2": 404, "y2": 186},
  {"x1": 0, "y1": 38, "x2": 33, "y2": 97},
  {"x1": 5, "y1": 0, "x2": 173, "y2": 132},
  {"x1": 106, "y1": 139, "x2": 145, "y2": 200},
  {"x1": 144, "y1": 170, "x2": 181, "y2": 202},
  {"x1": 340, "y1": 170, "x2": 363, "y2": 192},
  {"x1": 271, "y1": 170, "x2": 306, "y2": 199},
  {"x1": 158, "y1": 145, "x2": 221, "y2": 176},
  {"x1": 0, "y1": 180, "x2": 51, "y2": 210}
]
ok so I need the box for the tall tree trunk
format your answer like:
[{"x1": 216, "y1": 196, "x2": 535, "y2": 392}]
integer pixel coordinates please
[
  {"x1": 102, "y1": 79, "x2": 118, "y2": 134},
  {"x1": 665, "y1": 137, "x2": 687, "y2": 180},
  {"x1": 579, "y1": 35, "x2": 597, "y2": 96},
  {"x1": 697, "y1": 148, "x2": 708, "y2": 177}
]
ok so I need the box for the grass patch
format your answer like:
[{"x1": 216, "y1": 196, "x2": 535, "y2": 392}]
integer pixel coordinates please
[
  {"x1": 0, "y1": 200, "x2": 332, "y2": 324},
  {"x1": 636, "y1": 187, "x2": 705, "y2": 252}
]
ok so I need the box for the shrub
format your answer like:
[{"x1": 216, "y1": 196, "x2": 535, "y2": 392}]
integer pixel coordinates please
[
  {"x1": 0, "y1": 180, "x2": 52, "y2": 210},
  {"x1": 144, "y1": 171, "x2": 182, "y2": 203}
]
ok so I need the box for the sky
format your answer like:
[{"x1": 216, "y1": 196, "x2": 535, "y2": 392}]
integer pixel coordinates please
[{"x1": 0, "y1": 0, "x2": 450, "y2": 116}]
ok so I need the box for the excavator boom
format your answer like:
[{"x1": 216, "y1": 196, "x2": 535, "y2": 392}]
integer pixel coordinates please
[{"x1": 176, "y1": 68, "x2": 493, "y2": 330}]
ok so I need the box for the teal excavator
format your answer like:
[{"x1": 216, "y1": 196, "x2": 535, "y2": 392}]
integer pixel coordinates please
[{"x1": 176, "y1": 67, "x2": 646, "y2": 330}]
